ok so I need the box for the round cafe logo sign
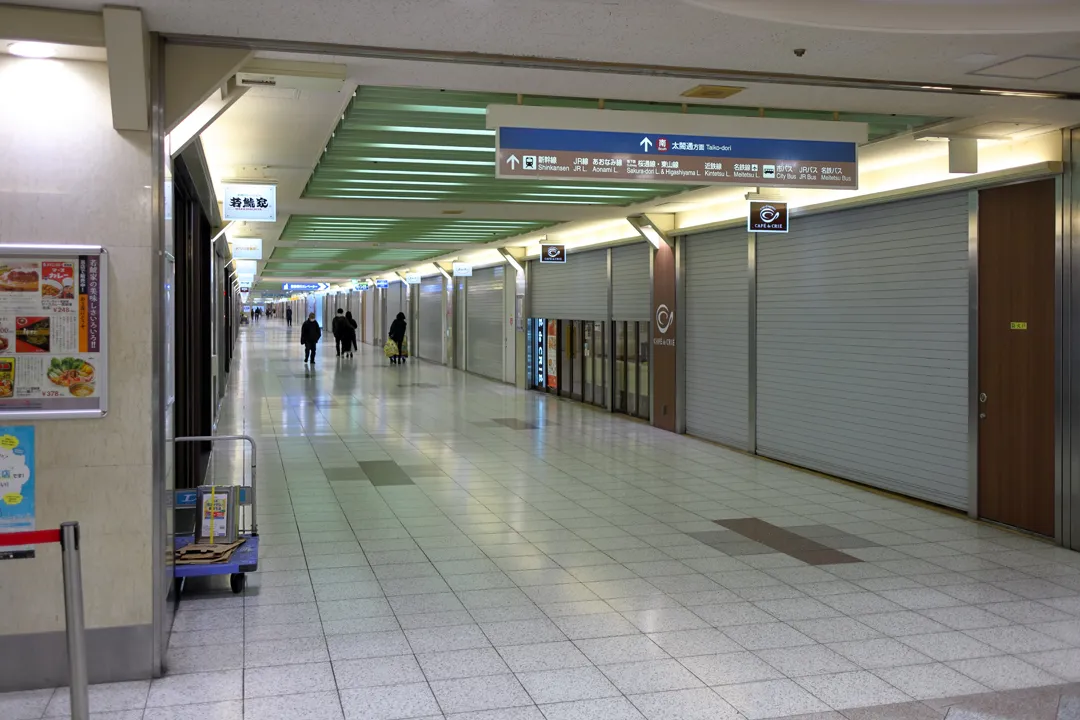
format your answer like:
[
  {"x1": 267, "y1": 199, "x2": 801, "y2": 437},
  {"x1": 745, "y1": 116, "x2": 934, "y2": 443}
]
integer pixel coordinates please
[
  {"x1": 546, "y1": 246, "x2": 561, "y2": 259},
  {"x1": 656, "y1": 304, "x2": 674, "y2": 334},
  {"x1": 758, "y1": 204, "x2": 781, "y2": 223}
]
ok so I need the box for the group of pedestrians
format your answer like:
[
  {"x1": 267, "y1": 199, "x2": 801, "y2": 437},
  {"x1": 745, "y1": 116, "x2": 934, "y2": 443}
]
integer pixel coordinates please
[{"x1": 298, "y1": 307, "x2": 407, "y2": 365}]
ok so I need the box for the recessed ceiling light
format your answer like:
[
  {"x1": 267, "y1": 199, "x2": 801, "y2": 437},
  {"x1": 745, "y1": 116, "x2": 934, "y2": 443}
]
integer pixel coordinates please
[{"x1": 8, "y1": 42, "x2": 58, "y2": 59}]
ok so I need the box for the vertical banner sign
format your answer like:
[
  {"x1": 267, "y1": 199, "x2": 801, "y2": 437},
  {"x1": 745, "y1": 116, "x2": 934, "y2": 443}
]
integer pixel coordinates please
[
  {"x1": 535, "y1": 320, "x2": 546, "y2": 388},
  {"x1": 652, "y1": 243, "x2": 677, "y2": 431},
  {"x1": 0, "y1": 425, "x2": 35, "y2": 559},
  {"x1": 546, "y1": 321, "x2": 558, "y2": 390}
]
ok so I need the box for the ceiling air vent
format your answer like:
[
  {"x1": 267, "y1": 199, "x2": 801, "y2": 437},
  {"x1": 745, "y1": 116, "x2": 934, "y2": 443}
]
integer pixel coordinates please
[{"x1": 681, "y1": 85, "x2": 744, "y2": 100}]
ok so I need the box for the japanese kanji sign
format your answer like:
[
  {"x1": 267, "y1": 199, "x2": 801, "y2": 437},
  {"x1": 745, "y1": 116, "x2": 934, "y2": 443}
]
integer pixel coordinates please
[
  {"x1": 222, "y1": 183, "x2": 277, "y2": 222},
  {"x1": 496, "y1": 127, "x2": 857, "y2": 189}
]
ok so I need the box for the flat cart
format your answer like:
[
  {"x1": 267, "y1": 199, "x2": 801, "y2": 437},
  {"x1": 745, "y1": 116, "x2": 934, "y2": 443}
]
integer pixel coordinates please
[{"x1": 173, "y1": 435, "x2": 258, "y2": 593}]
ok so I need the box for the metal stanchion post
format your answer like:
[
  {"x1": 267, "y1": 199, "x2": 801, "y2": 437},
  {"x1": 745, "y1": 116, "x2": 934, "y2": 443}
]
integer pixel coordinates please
[{"x1": 60, "y1": 522, "x2": 89, "y2": 720}]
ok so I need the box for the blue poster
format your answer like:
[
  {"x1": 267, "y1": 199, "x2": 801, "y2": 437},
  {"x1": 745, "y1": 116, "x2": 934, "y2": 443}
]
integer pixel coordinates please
[{"x1": 0, "y1": 425, "x2": 35, "y2": 560}]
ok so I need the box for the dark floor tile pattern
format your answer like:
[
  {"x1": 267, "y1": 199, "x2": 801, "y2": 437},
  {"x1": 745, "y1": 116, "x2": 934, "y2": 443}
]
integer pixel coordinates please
[
  {"x1": 323, "y1": 467, "x2": 368, "y2": 482},
  {"x1": 713, "y1": 518, "x2": 864, "y2": 565},
  {"x1": 491, "y1": 418, "x2": 541, "y2": 430},
  {"x1": 358, "y1": 460, "x2": 415, "y2": 486}
]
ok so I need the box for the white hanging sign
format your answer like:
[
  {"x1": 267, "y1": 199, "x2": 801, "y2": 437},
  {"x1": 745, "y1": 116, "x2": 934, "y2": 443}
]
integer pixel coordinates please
[{"x1": 221, "y1": 183, "x2": 277, "y2": 222}]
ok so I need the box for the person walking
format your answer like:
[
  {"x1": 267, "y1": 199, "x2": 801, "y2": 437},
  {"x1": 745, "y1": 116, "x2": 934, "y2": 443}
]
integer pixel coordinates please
[
  {"x1": 388, "y1": 311, "x2": 407, "y2": 365},
  {"x1": 332, "y1": 308, "x2": 346, "y2": 357},
  {"x1": 285, "y1": 307, "x2": 293, "y2": 327},
  {"x1": 300, "y1": 312, "x2": 321, "y2": 364},
  {"x1": 343, "y1": 311, "x2": 358, "y2": 358}
]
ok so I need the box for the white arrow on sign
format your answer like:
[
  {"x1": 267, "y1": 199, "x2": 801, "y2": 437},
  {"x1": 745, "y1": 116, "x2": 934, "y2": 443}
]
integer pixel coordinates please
[
  {"x1": 318, "y1": 282, "x2": 330, "y2": 292},
  {"x1": 640, "y1": 137, "x2": 653, "y2": 152},
  {"x1": 506, "y1": 155, "x2": 520, "y2": 168}
]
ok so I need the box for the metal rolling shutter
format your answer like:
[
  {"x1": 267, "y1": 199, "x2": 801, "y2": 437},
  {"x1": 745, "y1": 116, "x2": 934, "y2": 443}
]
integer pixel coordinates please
[
  {"x1": 611, "y1": 242, "x2": 650, "y2": 321},
  {"x1": 531, "y1": 249, "x2": 606, "y2": 320},
  {"x1": 467, "y1": 266, "x2": 505, "y2": 380},
  {"x1": 756, "y1": 193, "x2": 970, "y2": 508},
  {"x1": 386, "y1": 283, "x2": 405, "y2": 326},
  {"x1": 363, "y1": 291, "x2": 374, "y2": 344},
  {"x1": 684, "y1": 228, "x2": 750, "y2": 449},
  {"x1": 419, "y1": 277, "x2": 443, "y2": 362}
]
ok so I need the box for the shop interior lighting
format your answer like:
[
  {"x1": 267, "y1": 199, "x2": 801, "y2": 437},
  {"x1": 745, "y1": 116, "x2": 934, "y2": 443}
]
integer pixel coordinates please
[
  {"x1": 627, "y1": 215, "x2": 672, "y2": 250},
  {"x1": 8, "y1": 42, "x2": 57, "y2": 58}
]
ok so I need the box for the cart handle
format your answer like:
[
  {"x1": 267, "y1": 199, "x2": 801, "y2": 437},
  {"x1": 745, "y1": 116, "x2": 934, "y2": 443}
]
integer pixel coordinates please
[{"x1": 174, "y1": 435, "x2": 258, "y2": 536}]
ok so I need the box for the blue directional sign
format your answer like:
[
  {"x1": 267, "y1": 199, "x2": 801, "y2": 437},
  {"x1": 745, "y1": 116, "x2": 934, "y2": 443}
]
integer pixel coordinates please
[
  {"x1": 497, "y1": 126, "x2": 857, "y2": 188},
  {"x1": 375, "y1": 279, "x2": 390, "y2": 289},
  {"x1": 282, "y1": 282, "x2": 329, "y2": 292}
]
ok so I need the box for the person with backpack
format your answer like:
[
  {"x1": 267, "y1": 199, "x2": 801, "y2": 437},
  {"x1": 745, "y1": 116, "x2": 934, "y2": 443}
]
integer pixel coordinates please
[{"x1": 300, "y1": 313, "x2": 322, "y2": 364}]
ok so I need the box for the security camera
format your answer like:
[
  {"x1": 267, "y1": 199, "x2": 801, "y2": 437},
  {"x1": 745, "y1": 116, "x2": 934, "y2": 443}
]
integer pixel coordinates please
[{"x1": 793, "y1": 48, "x2": 807, "y2": 57}]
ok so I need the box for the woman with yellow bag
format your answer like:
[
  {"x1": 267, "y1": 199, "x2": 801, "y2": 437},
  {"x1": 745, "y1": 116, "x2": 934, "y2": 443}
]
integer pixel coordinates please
[{"x1": 385, "y1": 312, "x2": 408, "y2": 365}]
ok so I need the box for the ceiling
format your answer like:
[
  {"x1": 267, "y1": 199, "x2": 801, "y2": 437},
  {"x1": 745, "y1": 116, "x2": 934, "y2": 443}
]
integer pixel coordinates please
[
  {"x1": 15, "y1": 0, "x2": 1080, "y2": 91},
  {"x1": 146, "y1": 0, "x2": 1080, "y2": 291}
]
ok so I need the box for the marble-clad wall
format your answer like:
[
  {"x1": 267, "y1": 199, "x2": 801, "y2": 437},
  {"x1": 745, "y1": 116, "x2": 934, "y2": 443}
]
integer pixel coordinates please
[{"x1": 0, "y1": 53, "x2": 156, "y2": 665}]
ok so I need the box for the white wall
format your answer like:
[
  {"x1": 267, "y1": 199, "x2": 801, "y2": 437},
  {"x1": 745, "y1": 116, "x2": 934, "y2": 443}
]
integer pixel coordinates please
[{"x1": 0, "y1": 54, "x2": 156, "y2": 687}]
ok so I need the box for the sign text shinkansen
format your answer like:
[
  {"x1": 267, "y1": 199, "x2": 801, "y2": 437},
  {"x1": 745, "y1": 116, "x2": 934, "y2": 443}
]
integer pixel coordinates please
[{"x1": 496, "y1": 127, "x2": 857, "y2": 189}]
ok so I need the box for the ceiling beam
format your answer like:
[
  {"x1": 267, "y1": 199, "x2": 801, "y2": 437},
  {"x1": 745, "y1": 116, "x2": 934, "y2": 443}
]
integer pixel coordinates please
[
  {"x1": 273, "y1": 240, "x2": 475, "y2": 250},
  {"x1": 280, "y1": 198, "x2": 612, "y2": 223},
  {"x1": 0, "y1": 5, "x2": 105, "y2": 46}
]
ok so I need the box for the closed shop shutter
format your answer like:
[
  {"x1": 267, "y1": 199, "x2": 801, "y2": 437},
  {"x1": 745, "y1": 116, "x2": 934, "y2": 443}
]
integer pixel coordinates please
[
  {"x1": 467, "y1": 266, "x2": 505, "y2": 380},
  {"x1": 386, "y1": 282, "x2": 405, "y2": 328},
  {"x1": 363, "y1": 291, "x2": 374, "y2": 344},
  {"x1": 531, "y1": 249, "x2": 606, "y2": 320},
  {"x1": 684, "y1": 227, "x2": 750, "y2": 449},
  {"x1": 419, "y1": 277, "x2": 443, "y2": 362},
  {"x1": 756, "y1": 193, "x2": 970, "y2": 508},
  {"x1": 611, "y1": 242, "x2": 650, "y2": 321}
]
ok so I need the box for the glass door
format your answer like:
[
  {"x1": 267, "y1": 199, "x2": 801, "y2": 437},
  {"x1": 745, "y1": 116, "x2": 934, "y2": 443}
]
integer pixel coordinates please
[
  {"x1": 637, "y1": 321, "x2": 651, "y2": 420},
  {"x1": 582, "y1": 322, "x2": 594, "y2": 404}
]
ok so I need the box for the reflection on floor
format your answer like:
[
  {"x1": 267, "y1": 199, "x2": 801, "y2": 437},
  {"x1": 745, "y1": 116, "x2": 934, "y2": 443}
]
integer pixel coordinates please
[{"x1": 5, "y1": 322, "x2": 1080, "y2": 719}]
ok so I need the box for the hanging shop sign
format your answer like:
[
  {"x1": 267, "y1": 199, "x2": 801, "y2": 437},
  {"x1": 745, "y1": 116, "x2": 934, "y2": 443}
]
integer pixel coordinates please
[
  {"x1": 0, "y1": 246, "x2": 108, "y2": 420},
  {"x1": 229, "y1": 238, "x2": 263, "y2": 260},
  {"x1": 376, "y1": 279, "x2": 390, "y2": 289},
  {"x1": 221, "y1": 183, "x2": 277, "y2": 222},
  {"x1": 453, "y1": 263, "x2": 473, "y2": 277},
  {"x1": 748, "y1": 201, "x2": 790, "y2": 233},
  {"x1": 540, "y1": 244, "x2": 566, "y2": 264},
  {"x1": 405, "y1": 273, "x2": 422, "y2": 285},
  {"x1": 495, "y1": 127, "x2": 857, "y2": 189},
  {"x1": 0, "y1": 425, "x2": 35, "y2": 560}
]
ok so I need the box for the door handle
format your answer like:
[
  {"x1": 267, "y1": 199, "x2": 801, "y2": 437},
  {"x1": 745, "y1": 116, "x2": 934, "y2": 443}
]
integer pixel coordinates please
[{"x1": 979, "y1": 393, "x2": 987, "y2": 403}]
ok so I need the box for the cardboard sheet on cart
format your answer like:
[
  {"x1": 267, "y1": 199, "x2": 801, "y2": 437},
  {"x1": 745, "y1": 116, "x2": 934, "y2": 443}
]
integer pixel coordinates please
[{"x1": 175, "y1": 539, "x2": 244, "y2": 565}]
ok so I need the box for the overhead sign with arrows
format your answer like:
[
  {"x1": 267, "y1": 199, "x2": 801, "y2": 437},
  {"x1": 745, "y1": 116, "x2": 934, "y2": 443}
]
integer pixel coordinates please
[
  {"x1": 282, "y1": 282, "x2": 329, "y2": 293},
  {"x1": 495, "y1": 126, "x2": 857, "y2": 189}
]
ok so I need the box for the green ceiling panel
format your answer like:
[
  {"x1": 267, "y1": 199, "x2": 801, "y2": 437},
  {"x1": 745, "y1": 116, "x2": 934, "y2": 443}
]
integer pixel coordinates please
[{"x1": 291, "y1": 86, "x2": 947, "y2": 269}]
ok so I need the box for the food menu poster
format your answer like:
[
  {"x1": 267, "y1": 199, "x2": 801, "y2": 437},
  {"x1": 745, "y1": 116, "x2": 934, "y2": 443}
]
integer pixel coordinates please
[
  {"x1": 0, "y1": 254, "x2": 104, "y2": 415},
  {"x1": 0, "y1": 425, "x2": 35, "y2": 560}
]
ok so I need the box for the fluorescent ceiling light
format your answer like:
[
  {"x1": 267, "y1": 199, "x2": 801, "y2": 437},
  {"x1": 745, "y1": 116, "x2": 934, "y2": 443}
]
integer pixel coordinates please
[
  {"x1": 436, "y1": 265, "x2": 452, "y2": 281},
  {"x1": 627, "y1": 215, "x2": 672, "y2": 250},
  {"x1": 9, "y1": 42, "x2": 57, "y2": 58}
]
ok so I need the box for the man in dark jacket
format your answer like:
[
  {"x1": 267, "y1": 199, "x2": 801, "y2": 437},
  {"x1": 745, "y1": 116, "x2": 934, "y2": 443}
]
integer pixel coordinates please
[
  {"x1": 300, "y1": 313, "x2": 322, "y2": 364},
  {"x1": 388, "y1": 312, "x2": 407, "y2": 365},
  {"x1": 332, "y1": 308, "x2": 346, "y2": 356},
  {"x1": 285, "y1": 307, "x2": 293, "y2": 327}
]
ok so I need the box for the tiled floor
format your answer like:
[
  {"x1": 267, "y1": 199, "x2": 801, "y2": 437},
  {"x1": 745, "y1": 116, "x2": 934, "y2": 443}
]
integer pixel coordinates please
[{"x1": 8, "y1": 323, "x2": 1080, "y2": 719}]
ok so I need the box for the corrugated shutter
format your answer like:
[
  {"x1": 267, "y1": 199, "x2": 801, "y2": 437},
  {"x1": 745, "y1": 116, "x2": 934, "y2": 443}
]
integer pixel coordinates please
[
  {"x1": 531, "y1": 249, "x2": 606, "y2": 319},
  {"x1": 363, "y1": 291, "x2": 374, "y2": 344},
  {"x1": 685, "y1": 228, "x2": 750, "y2": 449},
  {"x1": 467, "y1": 266, "x2": 504, "y2": 380},
  {"x1": 386, "y1": 282, "x2": 405, "y2": 327},
  {"x1": 756, "y1": 193, "x2": 970, "y2": 508},
  {"x1": 455, "y1": 279, "x2": 466, "y2": 369},
  {"x1": 612, "y1": 242, "x2": 650, "y2": 321},
  {"x1": 419, "y1": 277, "x2": 443, "y2": 362}
]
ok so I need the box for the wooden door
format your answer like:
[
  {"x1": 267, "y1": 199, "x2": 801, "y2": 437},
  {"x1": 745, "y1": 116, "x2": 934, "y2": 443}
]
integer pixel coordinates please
[{"x1": 978, "y1": 179, "x2": 1056, "y2": 536}]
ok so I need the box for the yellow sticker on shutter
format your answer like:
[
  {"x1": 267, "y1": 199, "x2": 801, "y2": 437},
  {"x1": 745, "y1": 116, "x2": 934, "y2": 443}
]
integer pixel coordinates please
[{"x1": 1010, "y1": 322, "x2": 1028, "y2": 330}]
